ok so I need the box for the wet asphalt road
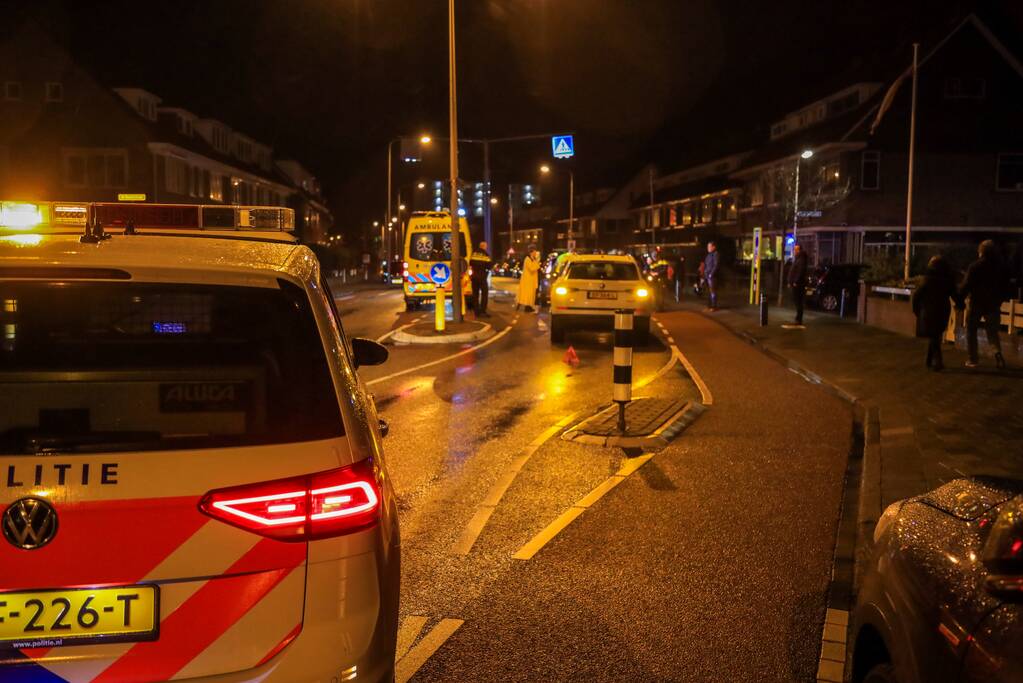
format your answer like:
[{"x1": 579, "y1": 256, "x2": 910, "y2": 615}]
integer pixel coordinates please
[{"x1": 335, "y1": 281, "x2": 852, "y2": 682}]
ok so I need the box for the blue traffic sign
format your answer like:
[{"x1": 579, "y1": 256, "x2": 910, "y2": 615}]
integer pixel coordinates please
[
  {"x1": 551, "y1": 135, "x2": 575, "y2": 159},
  {"x1": 429, "y1": 263, "x2": 452, "y2": 285}
]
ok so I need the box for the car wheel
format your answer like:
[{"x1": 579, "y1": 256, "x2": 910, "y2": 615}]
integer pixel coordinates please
[
  {"x1": 550, "y1": 316, "x2": 566, "y2": 344},
  {"x1": 405, "y1": 299, "x2": 417, "y2": 312},
  {"x1": 821, "y1": 293, "x2": 839, "y2": 311},
  {"x1": 863, "y1": 663, "x2": 898, "y2": 683},
  {"x1": 634, "y1": 317, "x2": 650, "y2": 346}
]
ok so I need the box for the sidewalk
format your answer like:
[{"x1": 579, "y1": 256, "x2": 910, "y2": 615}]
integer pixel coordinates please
[{"x1": 673, "y1": 293, "x2": 1023, "y2": 510}]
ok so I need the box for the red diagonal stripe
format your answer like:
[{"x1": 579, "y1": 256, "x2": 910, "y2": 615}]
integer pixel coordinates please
[
  {"x1": 0, "y1": 497, "x2": 207, "y2": 591},
  {"x1": 91, "y1": 538, "x2": 304, "y2": 683}
]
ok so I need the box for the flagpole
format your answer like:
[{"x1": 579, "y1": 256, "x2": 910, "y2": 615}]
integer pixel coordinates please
[{"x1": 904, "y1": 42, "x2": 919, "y2": 282}]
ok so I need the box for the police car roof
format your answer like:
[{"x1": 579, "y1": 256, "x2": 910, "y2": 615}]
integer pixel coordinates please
[
  {"x1": 0, "y1": 233, "x2": 316, "y2": 287},
  {"x1": 568, "y1": 254, "x2": 638, "y2": 263}
]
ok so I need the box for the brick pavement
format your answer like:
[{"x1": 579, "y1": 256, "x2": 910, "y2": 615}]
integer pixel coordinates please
[{"x1": 670, "y1": 292, "x2": 1023, "y2": 508}]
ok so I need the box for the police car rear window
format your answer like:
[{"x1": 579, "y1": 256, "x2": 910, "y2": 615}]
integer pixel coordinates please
[
  {"x1": 0, "y1": 280, "x2": 343, "y2": 454},
  {"x1": 566, "y1": 262, "x2": 640, "y2": 281}
]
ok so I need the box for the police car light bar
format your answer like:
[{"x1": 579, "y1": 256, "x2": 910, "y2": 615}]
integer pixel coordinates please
[{"x1": 0, "y1": 201, "x2": 294, "y2": 234}]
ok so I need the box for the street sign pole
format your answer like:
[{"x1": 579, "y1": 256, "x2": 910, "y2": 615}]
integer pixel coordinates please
[
  {"x1": 483, "y1": 140, "x2": 492, "y2": 248},
  {"x1": 448, "y1": 0, "x2": 463, "y2": 324},
  {"x1": 568, "y1": 170, "x2": 574, "y2": 247}
]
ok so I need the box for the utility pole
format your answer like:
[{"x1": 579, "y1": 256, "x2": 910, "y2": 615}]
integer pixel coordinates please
[
  {"x1": 483, "y1": 140, "x2": 492, "y2": 247},
  {"x1": 385, "y1": 139, "x2": 396, "y2": 277},
  {"x1": 568, "y1": 170, "x2": 575, "y2": 247},
  {"x1": 448, "y1": 0, "x2": 463, "y2": 323},
  {"x1": 648, "y1": 167, "x2": 656, "y2": 250},
  {"x1": 904, "y1": 42, "x2": 919, "y2": 282}
]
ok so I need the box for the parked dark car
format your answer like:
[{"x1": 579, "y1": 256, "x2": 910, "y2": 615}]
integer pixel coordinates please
[
  {"x1": 852, "y1": 477, "x2": 1023, "y2": 683},
  {"x1": 807, "y1": 263, "x2": 864, "y2": 312}
]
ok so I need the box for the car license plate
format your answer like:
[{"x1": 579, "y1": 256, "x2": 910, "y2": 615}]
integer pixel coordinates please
[
  {"x1": 0, "y1": 585, "x2": 158, "y2": 649},
  {"x1": 587, "y1": 291, "x2": 617, "y2": 300}
]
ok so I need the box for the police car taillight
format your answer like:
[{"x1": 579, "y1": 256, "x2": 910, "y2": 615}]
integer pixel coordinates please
[{"x1": 199, "y1": 459, "x2": 380, "y2": 541}]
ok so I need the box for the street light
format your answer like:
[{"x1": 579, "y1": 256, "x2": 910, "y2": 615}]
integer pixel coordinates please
[
  {"x1": 417, "y1": 182, "x2": 426, "y2": 189},
  {"x1": 398, "y1": 204, "x2": 406, "y2": 211},
  {"x1": 777, "y1": 148, "x2": 814, "y2": 305},
  {"x1": 490, "y1": 197, "x2": 498, "y2": 205},
  {"x1": 420, "y1": 135, "x2": 432, "y2": 145}
]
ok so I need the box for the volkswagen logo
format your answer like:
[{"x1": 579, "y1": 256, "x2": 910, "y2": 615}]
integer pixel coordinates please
[{"x1": 2, "y1": 497, "x2": 58, "y2": 550}]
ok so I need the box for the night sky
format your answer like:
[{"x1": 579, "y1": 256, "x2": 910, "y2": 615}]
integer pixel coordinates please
[{"x1": 3, "y1": 0, "x2": 1016, "y2": 232}]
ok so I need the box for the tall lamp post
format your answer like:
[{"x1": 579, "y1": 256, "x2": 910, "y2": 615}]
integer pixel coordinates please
[
  {"x1": 540, "y1": 164, "x2": 574, "y2": 248},
  {"x1": 447, "y1": 0, "x2": 463, "y2": 323},
  {"x1": 386, "y1": 135, "x2": 431, "y2": 276},
  {"x1": 778, "y1": 149, "x2": 814, "y2": 305}
]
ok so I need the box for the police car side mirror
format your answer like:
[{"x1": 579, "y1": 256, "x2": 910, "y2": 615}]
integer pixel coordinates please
[{"x1": 352, "y1": 338, "x2": 388, "y2": 368}]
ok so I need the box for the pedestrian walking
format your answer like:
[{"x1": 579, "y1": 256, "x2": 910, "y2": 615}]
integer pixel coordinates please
[
  {"x1": 470, "y1": 241, "x2": 492, "y2": 317},
  {"x1": 673, "y1": 253, "x2": 686, "y2": 303},
  {"x1": 703, "y1": 242, "x2": 719, "y2": 310},
  {"x1": 960, "y1": 239, "x2": 1008, "y2": 368},
  {"x1": 787, "y1": 244, "x2": 809, "y2": 326},
  {"x1": 912, "y1": 255, "x2": 962, "y2": 371},
  {"x1": 517, "y1": 247, "x2": 541, "y2": 312}
]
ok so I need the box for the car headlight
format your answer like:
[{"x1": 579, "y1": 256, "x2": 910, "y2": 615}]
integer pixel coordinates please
[
  {"x1": 554, "y1": 286, "x2": 568, "y2": 296},
  {"x1": 636, "y1": 288, "x2": 649, "y2": 298}
]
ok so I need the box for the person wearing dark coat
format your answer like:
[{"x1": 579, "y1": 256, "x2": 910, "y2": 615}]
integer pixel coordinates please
[
  {"x1": 960, "y1": 239, "x2": 1007, "y2": 368},
  {"x1": 787, "y1": 244, "x2": 809, "y2": 325},
  {"x1": 672, "y1": 254, "x2": 686, "y2": 303},
  {"x1": 912, "y1": 256, "x2": 962, "y2": 371}
]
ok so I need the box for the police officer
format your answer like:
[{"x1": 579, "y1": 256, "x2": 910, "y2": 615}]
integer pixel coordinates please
[{"x1": 470, "y1": 241, "x2": 493, "y2": 317}]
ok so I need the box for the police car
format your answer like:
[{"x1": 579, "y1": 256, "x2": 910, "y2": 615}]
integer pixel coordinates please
[
  {"x1": 548, "y1": 254, "x2": 652, "y2": 344},
  {"x1": 0, "y1": 201, "x2": 399, "y2": 682}
]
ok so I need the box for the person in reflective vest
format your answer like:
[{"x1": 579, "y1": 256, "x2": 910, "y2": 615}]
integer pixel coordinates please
[{"x1": 470, "y1": 242, "x2": 493, "y2": 317}]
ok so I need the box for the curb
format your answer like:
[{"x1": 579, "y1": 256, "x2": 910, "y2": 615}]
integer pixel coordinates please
[
  {"x1": 392, "y1": 323, "x2": 495, "y2": 345},
  {"x1": 693, "y1": 310, "x2": 883, "y2": 683},
  {"x1": 561, "y1": 401, "x2": 706, "y2": 451}
]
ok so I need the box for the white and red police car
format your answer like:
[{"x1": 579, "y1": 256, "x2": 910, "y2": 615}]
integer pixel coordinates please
[{"x1": 0, "y1": 201, "x2": 400, "y2": 682}]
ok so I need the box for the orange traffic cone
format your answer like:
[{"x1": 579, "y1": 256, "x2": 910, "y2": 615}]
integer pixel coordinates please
[{"x1": 562, "y1": 346, "x2": 580, "y2": 367}]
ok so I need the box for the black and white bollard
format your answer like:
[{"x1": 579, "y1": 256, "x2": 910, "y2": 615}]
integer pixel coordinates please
[
  {"x1": 759, "y1": 291, "x2": 769, "y2": 326},
  {"x1": 613, "y1": 309, "x2": 634, "y2": 433}
]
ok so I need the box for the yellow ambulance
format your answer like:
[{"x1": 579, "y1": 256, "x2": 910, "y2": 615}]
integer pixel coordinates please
[{"x1": 402, "y1": 211, "x2": 472, "y2": 311}]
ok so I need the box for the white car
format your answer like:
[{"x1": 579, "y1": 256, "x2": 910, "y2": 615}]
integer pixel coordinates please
[
  {"x1": 548, "y1": 254, "x2": 652, "y2": 344},
  {"x1": 0, "y1": 201, "x2": 399, "y2": 682}
]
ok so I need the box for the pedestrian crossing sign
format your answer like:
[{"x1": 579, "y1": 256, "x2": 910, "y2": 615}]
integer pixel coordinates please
[{"x1": 551, "y1": 135, "x2": 575, "y2": 159}]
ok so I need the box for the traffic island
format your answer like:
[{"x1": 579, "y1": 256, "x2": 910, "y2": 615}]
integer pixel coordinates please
[
  {"x1": 561, "y1": 397, "x2": 705, "y2": 451},
  {"x1": 391, "y1": 319, "x2": 495, "y2": 345}
]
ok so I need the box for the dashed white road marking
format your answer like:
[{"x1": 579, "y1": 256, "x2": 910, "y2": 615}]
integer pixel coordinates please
[
  {"x1": 513, "y1": 454, "x2": 655, "y2": 560},
  {"x1": 451, "y1": 411, "x2": 582, "y2": 555},
  {"x1": 667, "y1": 336, "x2": 676, "y2": 344},
  {"x1": 395, "y1": 618, "x2": 464, "y2": 683}
]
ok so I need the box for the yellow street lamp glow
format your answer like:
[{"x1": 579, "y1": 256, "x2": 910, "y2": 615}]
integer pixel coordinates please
[
  {"x1": 390, "y1": 217, "x2": 398, "y2": 224},
  {"x1": 636, "y1": 288, "x2": 649, "y2": 298},
  {"x1": 540, "y1": 164, "x2": 551, "y2": 174},
  {"x1": 417, "y1": 182, "x2": 426, "y2": 189},
  {"x1": 420, "y1": 135, "x2": 432, "y2": 145},
  {"x1": 399, "y1": 204, "x2": 406, "y2": 211},
  {"x1": 554, "y1": 286, "x2": 568, "y2": 296},
  {"x1": 490, "y1": 197, "x2": 498, "y2": 205},
  {"x1": 373, "y1": 221, "x2": 379, "y2": 226},
  {"x1": 0, "y1": 202, "x2": 44, "y2": 231},
  {"x1": 801, "y1": 149, "x2": 814, "y2": 159}
]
